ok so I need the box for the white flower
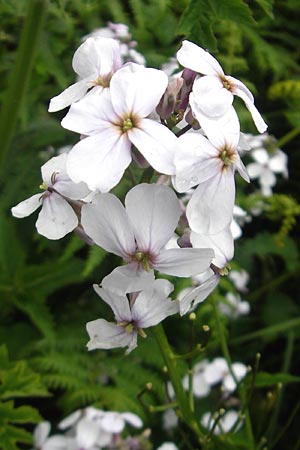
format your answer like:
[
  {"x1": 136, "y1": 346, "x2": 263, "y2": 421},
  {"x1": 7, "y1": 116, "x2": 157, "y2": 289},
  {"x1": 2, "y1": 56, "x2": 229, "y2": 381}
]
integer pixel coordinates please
[
  {"x1": 86, "y1": 278, "x2": 178, "y2": 353},
  {"x1": 177, "y1": 40, "x2": 268, "y2": 133},
  {"x1": 48, "y1": 37, "x2": 122, "y2": 112},
  {"x1": 11, "y1": 154, "x2": 90, "y2": 240},
  {"x1": 62, "y1": 63, "x2": 178, "y2": 191},
  {"x1": 157, "y1": 443, "x2": 179, "y2": 450},
  {"x1": 219, "y1": 292, "x2": 250, "y2": 319},
  {"x1": 231, "y1": 205, "x2": 251, "y2": 240},
  {"x1": 81, "y1": 183, "x2": 214, "y2": 294},
  {"x1": 229, "y1": 269, "x2": 249, "y2": 293},
  {"x1": 204, "y1": 357, "x2": 247, "y2": 393},
  {"x1": 99, "y1": 411, "x2": 143, "y2": 433},
  {"x1": 32, "y1": 422, "x2": 67, "y2": 450},
  {"x1": 174, "y1": 112, "x2": 249, "y2": 235},
  {"x1": 201, "y1": 410, "x2": 241, "y2": 435},
  {"x1": 183, "y1": 360, "x2": 211, "y2": 398},
  {"x1": 247, "y1": 145, "x2": 288, "y2": 196},
  {"x1": 162, "y1": 409, "x2": 178, "y2": 430}
]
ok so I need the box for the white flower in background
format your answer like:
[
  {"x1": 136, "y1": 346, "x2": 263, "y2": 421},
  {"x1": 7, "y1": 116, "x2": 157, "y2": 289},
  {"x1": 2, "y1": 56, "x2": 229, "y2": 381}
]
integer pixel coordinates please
[
  {"x1": 177, "y1": 40, "x2": 268, "y2": 133},
  {"x1": 86, "y1": 278, "x2": 178, "y2": 353},
  {"x1": 204, "y1": 357, "x2": 247, "y2": 393},
  {"x1": 11, "y1": 154, "x2": 90, "y2": 240},
  {"x1": 157, "y1": 443, "x2": 179, "y2": 450},
  {"x1": 49, "y1": 37, "x2": 122, "y2": 112},
  {"x1": 162, "y1": 409, "x2": 178, "y2": 430},
  {"x1": 183, "y1": 360, "x2": 211, "y2": 398},
  {"x1": 246, "y1": 134, "x2": 288, "y2": 196},
  {"x1": 99, "y1": 411, "x2": 143, "y2": 434},
  {"x1": 174, "y1": 112, "x2": 249, "y2": 235},
  {"x1": 83, "y1": 22, "x2": 146, "y2": 65},
  {"x1": 231, "y1": 205, "x2": 251, "y2": 239},
  {"x1": 62, "y1": 63, "x2": 177, "y2": 191},
  {"x1": 82, "y1": 183, "x2": 214, "y2": 294},
  {"x1": 229, "y1": 269, "x2": 250, "y2": 293},
  {"x1": 219, "y1": 292, "x2": 250, "y2": 319},
  {"x1": 201, "y1": 410, "x2": 241, "y2": 435},
  {"x1": 32, "y1": 421, "x2": 67, "y2": 450}
]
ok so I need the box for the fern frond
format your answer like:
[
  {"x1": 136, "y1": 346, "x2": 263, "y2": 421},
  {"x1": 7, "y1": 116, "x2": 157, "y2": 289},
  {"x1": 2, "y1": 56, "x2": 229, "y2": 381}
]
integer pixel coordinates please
[{"x1": 268, "y1": 80, "x2": 300, "y2": 100}]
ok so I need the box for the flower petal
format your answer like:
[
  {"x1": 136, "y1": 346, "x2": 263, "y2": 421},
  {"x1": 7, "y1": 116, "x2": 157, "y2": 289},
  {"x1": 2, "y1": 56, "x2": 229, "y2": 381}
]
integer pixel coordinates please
[
  {"x1": 48, "y1": 78, "x2": 90, "y2": 112},
  {"x1": 190, "y1": 226, "x2": 234, "y2": 268},
  {"x1": 179, "y1": 272, "x2": 219, "y2": 316},
  {"x1": 81, "y1": 193, "x2": 136, "y2": 258},
  {"x1": 187, "y1": 171, "x2": 235, "y2": 235},
  {"x1": 129, "y1": 119, "x2": 177, "y2": 175},
  {"x1": 101, "y1": 265, "x2": 155, "y2": 295},
  {"x1": 36, "y1": 193, "x2": 78, "y2": 239},
  {"x1": 86, "y1": 319, "x2": 134, "y2": 350},
  {"x1": 190, "y1": 76, "x2": 233, "y2": 118},
  {"x1": 177, "y1": 40, "x2": 224, "y2": 76},
  {"x1": 121, "y1": 412, "x2": 143, "y2": 429},
  {"x1": 66, "y1": 132, "x2": 132, "y2": 191},
  {"x1": 154, "y1": 247, "x2": 214, "y2": 277},
  {"x1": 11, "y1": 193, "x2": 42, "y2": 218},
  {"x1": 233, "y1": 84, "x2": 268, "y2": 133},
  {"x1": 125, "y1": 183, "x2": 181, "y2": 254},
  {"x1": 93, "y1": 284, "x2": 132, "y2": 323}
]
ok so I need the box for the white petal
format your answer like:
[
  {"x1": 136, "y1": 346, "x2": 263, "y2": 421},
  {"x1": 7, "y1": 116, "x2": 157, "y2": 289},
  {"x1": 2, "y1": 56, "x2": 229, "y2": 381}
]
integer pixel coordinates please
[
  {"x1": 101, "y1": 265, "x2": 155, "y2": 295},
  {"x1": 100, "y1": 412, "x2": 125, "y2": 433},
  {"x1": 154, "y1": 248, "x2": 214, "y2": 277},
  {"x1": 234, "y1": 85, "x2": 268, "y2": 133},
  {"x1": 129, "y1": 119, "x2": 177, "y2": 175},
  {"x1": 72, "y1": 37, "x2": 121, "y2": 79},
  {"x1": 192, "y1": 373, "x2": 211, "y2": 398},
  {"x1": 33, "y1": 421, "x2": 51, "y2": 447},
  {"x1": 121, "y1": 412, "x2": 143, "y2": 428},
  {"x1": 36, "y1": 194, "x2": 78, "y2": 239},
  {"x1": 43, "y1": 435, "x2": 68, "y2": 450},
  {"x1": 226, "y1": 75, "x2": 254, "y2": 103},
  {"x1": 174, "y1": 132, "x2": 219, "y2": 192},
  {"x1": 76, "y1": 419, "x2": 100, "y2": 448},
  {"x1": 125, "y1": 183, "x2": 181, "y2": 254},
  {"x1": 246, "y1": 162, "x2": 263, "y2": 179},
  {"x1": 41, "y1": 154, "x2": 68, "y2": 185},
  {"x1": 61, "y1": 90, "x2": 118, "y2": 136},
  {"x1": 86, "y1": 319, "x2": 134, "y2": 350},
  {"x1": 191, "y1": 226, "x2": 234, "y2": 268},
  {"x1": 66, "y1": 132, "x2": 132, "y2": 191},
  {"x1": 11, "y1": 193, "x2": 42, "y2": 218},
  {"x1": 81, "y1": 193, "x2": 136, "y2": 258},
  {"x1": 190, "y1": 76, "x2": 233, "y2": 118},
  {"x1": 235, "y1": 154, "x2": 250, "y2": 183},
  {"x1": 177, "y1": 40, "x2": 224, "y2": 75},
  {"x1": 269, "y1": 150, "x2": 288, "y2": 174},
  {"x1": 48, "y1": 78, "x2": 90, "y2": 112},
  {"x1": 93, "y1": 284, "x2": 132, "y2": 322},
  {"x1": 187, "y1": 171, "x2": 235, "y2": 235},
  {"x1": 179, "y1": 273, "x2": 220, "y2": 316},
  {"x1": 132, "y1": 279, "x2": 178, "y2": 328},
  {"x1": 111, "y1": 64, "x2": 168, "y2": 118},
  {"x1": 58, "y1": 410, "x2": 81, "y2": 430}
]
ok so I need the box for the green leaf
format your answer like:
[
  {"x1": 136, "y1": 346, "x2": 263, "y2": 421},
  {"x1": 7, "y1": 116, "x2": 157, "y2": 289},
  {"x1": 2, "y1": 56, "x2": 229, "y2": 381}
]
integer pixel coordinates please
[
  {"x1": 248, "y1": 371, "x2": 300, "y2": 388},
  {"x1": 0, "y1": 402, "x2": 41, "y2": 424},
  {"x1": 254, "y1": 0, "x2": 274, "y2": 18},
  {"x1": 0, "y1": 423, "x2": 33, "y2": 450}
]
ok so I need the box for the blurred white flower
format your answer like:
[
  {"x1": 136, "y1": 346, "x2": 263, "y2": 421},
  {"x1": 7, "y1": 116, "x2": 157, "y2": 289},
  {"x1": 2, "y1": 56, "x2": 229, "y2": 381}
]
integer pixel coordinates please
[
  {"x1": 204, "y1": 357, "x2": 247, "y2": 392},
  {"x1": 201, "y1": 409, "x2": 241, "y2": 435},
  {"x1": 229, "y1": 269, "x2": 249, "y2": 293},
  {"x1": 219, "y1": 292, "x2": 250, "y2": 319}
]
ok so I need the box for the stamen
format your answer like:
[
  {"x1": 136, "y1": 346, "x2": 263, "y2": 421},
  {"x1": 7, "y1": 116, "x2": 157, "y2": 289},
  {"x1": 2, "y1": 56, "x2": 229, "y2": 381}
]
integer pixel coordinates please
[
  {"x1": 122, "y1": 118, "x2": 134, "y2": 132},
  {"x1": 39, "y1": 181, "x2": 48, "y2": 190}
]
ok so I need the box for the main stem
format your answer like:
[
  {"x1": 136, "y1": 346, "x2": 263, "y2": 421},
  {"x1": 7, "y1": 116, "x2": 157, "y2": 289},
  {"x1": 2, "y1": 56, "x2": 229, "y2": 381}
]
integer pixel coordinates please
[{"x1": 152, "y1": 323, "x2": 205, "y2": 443}]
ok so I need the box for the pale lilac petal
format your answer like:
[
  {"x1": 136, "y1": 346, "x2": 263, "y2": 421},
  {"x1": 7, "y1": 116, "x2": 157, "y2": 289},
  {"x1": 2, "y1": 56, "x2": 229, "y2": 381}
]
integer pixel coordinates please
[
  {"x1": 61, "y1": 90, "x2": 118, "y2": 136},
  {"x1": 86, "y1": 319, "x2": 134, "y2": 350},
  {"x1": 177, "y1": 40, "x2": 224, "y2": 75},
  {"x1": 204, "y1": 358, "x2": 228, "y2": 385},
  {"x1": 269, "y1": 150, "x2": 288, "y2": 174},
  {"x1": 33, "y1": 421, "x2": 51, "y2": 447},
  {"x1": 179, "y1": 273, "x2": 220, "y2": 315},
  {"x1": 174, "y1": 132, "x2": 220, "y2": 192},
  {"x1": 187, "y1": 171, "x2": 235, "y2": 235},
  {"x1": 66, "y1": 132, "x2": 132, "y2": 191},
  {"x1": 101, "y1": 265, "x2": 155, "y2": 295},
  {"x1": 43, "y1": 435, "x2": 68, "y2": 450},
  {"x1": 154, "y1": 248, "x2": 214, "y2": 277},
  {"x1": 100, "y1": 412, "x2": 125, "y2": 433},
  {"x1": 11, "y1": 193, "x2": 42, "y2": 218},
  {"x1": 129, "y1": 119, "x2": 177, "y2": 175},
  {"x1": 132, "y1": 279, "x2": 178, "y2": 328},
  {"x1": 234, "y1": 85, "x2": 268, "y2": 133},
  {"x1": 125, "y1": 183, "x2": 181, "y2": 254},
  {"x1": 36, "y1": 194, "x2": 78, "y2": 239},
  {"x1": 190, "y1": 76, "x2": 233, "y2": 118},
  {"x1": 111, "y1": 64, "x2": 168, "y2": 118},
  {"x1": 72, "y1": 37, "x2": 121, "y2": 79},
  {"x1": 81, "y1": 194, "x2": 136, "y2": 258},
  {"x1": 76, "y1": 419, "x2": 100, "y2": 448},
  {"x1": 121, "y1": 412, "x2": 143, "y2": 429},
  {"x1": 192, "y1": 373, "x2": 211, "y2": 398},
  {"x1": 235, "y1": 154, "x2": 250, "y2": 183},
  {"x1": 246, "y1": 162, "x2": 264, "y2": 179},
  {"x1": 226, "y1": 75, "x2": 254, "y2": 103},
  {"x1": 41, "y1": 154, "x2": 68, "y2": 185},
  {"x1": 55, "y1": 179, "x2": 90, "y2": 200},
  {"x1": 93, "y1": 284, "x2": 131, "y2": 323},
  {"x1": 48, "y1": 78, "x2": 90, "y2": 112},
  {"x1": 190, "y1": 226, "x2": 234, "y2": 268},
  {"x1": 58, "y1": 411, "x2": 81, "y2": 430}
]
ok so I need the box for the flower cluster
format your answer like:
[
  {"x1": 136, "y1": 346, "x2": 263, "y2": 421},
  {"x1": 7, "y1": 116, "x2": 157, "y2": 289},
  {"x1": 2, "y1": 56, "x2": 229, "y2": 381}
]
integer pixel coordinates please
[{"x1": 12, "y1": 33, "x2": 268, "y2": 353}]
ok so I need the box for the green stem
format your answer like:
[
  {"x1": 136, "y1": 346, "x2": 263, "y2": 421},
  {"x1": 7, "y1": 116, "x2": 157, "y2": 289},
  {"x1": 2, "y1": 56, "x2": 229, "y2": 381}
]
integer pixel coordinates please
[
  {"x1": 276, "y1": 125, "x2": 300, "y2": 149},
  {"x1": 151, "y1": 323, "x2": 204, "y2": 442},
  {"x1": 211, "y1": 294, "x2": 255, "y2": 445},
  {"x1": 231, "y1": 317, "x2": 300, "y2": 345},
  {"x1": 0, "y1": 0, "x2": 48, "y2": 170}
]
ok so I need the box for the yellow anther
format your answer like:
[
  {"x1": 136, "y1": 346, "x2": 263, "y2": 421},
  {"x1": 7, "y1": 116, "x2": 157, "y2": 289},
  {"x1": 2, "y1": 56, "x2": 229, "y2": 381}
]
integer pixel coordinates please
[
  {"x1": 39, "y1": 182, "x2": 48, "y2": 190},
  {"x1": 122, "y1": 118, "x2": 133, "y2": 132}
]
